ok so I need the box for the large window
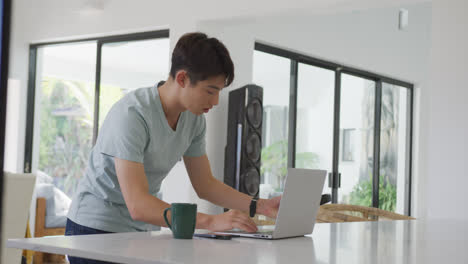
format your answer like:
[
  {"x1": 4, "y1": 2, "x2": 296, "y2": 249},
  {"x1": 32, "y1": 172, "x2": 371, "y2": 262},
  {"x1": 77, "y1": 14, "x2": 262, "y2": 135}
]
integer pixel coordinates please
[
  {"x1": 25, "y1": 31, "x2": 170, "y2": 198},
  {"x1": 99, "y1": 38, "x2": 169, "y2": 128},
  {"x1": 33, "y1": 43, "x2": 97, "y2": 196},
  {"x1": 253, "y1": 43, "x2": 413, "y2": 215},
  {"x1": 379, "y1": 83, "x2": 411, "y2": 213},
  {"x1": 296, "y1": 63, "x2": 335, "y2": 195},
  {"x1": 338, "y1": 74, "x2": 376, "y2": 205},
  {"x1": 253, "y1": 51, "x2": 290, "y2": 197}
]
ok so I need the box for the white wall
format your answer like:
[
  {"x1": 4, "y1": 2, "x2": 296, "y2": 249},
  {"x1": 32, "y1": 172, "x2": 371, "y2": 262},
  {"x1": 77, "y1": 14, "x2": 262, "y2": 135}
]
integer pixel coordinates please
[
  {"x1": 3, "y1": 80, "x2": 21, "y2": 172},
  {"x1": 424, "y1": 0, "x2": 468, "y2": 220}
]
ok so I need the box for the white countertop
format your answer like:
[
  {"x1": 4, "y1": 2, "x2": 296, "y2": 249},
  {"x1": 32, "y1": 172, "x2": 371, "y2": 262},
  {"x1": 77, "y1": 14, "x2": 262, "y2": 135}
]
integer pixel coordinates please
[{"x1": 7, "y1": 220, "x2": 468, "y2": 264}]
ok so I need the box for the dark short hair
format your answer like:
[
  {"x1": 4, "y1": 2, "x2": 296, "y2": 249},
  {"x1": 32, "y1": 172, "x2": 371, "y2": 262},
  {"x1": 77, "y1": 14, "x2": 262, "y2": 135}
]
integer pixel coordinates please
[{"x1": 170, "y1": 32, "x2": 234, "y2": 87}]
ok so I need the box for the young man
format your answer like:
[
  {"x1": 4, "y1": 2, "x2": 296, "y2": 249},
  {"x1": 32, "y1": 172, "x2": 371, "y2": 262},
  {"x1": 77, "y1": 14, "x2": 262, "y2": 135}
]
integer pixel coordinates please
[{"x1": 65, "y1": 32, "x2": 281, "y2": 263}]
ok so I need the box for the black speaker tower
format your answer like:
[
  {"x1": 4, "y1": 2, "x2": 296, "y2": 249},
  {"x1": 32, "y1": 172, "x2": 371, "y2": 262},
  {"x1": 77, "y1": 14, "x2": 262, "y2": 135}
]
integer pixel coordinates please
[{"x1": 224, "y1": 84, "x2": 263, "y2": 198}]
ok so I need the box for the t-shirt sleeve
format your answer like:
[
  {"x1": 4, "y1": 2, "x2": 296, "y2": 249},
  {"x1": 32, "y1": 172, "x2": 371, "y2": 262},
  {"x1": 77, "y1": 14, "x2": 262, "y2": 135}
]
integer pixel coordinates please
[
  {"x1": 98, "y1": 105, "x2": 149, "y2": 163},
  {"x1": 183, "y1": 116, "x2": 206, "y2": 157}
]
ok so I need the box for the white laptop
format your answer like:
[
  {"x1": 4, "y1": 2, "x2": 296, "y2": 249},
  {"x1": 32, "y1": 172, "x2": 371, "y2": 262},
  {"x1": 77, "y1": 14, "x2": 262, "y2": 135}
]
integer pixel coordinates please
[{"x1": 216, "y1": 168, "x2": 326, "y2": 239}]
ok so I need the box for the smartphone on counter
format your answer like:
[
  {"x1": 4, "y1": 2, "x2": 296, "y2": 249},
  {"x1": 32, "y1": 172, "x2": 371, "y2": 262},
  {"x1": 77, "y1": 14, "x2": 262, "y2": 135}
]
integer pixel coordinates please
[{"x1": 193, "y1": 233, "x2": 233, "y2": 240}]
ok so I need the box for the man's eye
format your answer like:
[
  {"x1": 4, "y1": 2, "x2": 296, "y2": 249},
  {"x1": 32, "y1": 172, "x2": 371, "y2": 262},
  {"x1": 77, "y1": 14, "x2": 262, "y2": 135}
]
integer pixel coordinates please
[{"x1": 207, "y1": 91, "x2": 214, "y2": 95}]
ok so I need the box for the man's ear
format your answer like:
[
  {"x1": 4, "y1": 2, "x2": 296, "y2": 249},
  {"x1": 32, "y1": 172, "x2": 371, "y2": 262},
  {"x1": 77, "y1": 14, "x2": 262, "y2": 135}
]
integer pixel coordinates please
[{"x1": 175, "y1": 70, "x2": 189, "y2": 88}]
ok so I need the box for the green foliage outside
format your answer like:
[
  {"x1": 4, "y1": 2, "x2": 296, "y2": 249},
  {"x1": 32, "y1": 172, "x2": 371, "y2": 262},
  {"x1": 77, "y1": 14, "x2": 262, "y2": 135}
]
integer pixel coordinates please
[
  {"x1": 39, "y1": 77, "x2": 124, "y2": 197},
  {"x1": 261, "y1": 139, "x2": 319, "y2": 192},
  {"x1": 98, "y1": 85, "x2": 127, "y2": 128},
  {"x1": 347, "y1": 174, "x2": 397, "y2": 212}
]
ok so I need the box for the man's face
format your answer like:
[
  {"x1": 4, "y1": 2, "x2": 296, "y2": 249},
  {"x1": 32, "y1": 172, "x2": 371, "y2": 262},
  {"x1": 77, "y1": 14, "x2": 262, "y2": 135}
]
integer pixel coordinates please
[{"x1": 181, "y1": 74, "x2": 226, "y2": 115}]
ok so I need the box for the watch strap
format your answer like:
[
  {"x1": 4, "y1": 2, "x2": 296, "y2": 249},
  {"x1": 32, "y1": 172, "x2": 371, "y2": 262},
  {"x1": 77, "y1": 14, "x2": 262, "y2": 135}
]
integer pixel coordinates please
[{"x1": 249, "y1": 197, "x2": 258, "y2": 217}]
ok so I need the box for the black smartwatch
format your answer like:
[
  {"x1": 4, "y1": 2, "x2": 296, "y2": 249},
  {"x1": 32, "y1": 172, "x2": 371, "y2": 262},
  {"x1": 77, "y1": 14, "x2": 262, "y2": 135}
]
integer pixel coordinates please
[{"x1": 249, "y1": 197, "x2": 258, "y2": 217}]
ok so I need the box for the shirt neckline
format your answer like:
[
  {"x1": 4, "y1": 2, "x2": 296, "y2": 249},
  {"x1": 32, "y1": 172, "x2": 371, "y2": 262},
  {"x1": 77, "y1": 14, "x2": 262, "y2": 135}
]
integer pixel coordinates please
[{"x1": 152, "y1": 84, "x2": 185, "y2": 135}]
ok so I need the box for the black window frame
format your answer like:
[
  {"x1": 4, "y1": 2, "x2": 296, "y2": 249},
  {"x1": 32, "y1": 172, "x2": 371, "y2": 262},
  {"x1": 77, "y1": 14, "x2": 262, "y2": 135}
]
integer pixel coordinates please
[
  {"x1": 255, "y1": 42, "x2": 414, "y2": 215},
  {"x1": 23, "y1": 29, "x2": 169, "y2": 174}
]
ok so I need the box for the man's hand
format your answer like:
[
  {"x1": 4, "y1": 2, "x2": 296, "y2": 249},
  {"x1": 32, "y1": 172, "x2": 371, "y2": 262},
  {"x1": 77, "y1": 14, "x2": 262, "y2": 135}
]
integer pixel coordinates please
[
  {"x1": 205, "y1": 210, "x2": 258, "y2": 233},
  {"x1": 257, "y1": 196, "x2": 282, "y2": 219}
]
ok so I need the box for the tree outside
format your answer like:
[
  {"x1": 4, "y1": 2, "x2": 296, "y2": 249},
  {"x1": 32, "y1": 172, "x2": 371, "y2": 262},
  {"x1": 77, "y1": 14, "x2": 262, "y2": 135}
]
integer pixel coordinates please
[
  {"x1": 261, "y1": 139, "x2": 319, "y2": 193},
  {"x1": 344, "y1": 84, "x2": 401, "y2": 211},
  {"x1": 38, "y1": 77, "x2": 124, "y2": 197}
]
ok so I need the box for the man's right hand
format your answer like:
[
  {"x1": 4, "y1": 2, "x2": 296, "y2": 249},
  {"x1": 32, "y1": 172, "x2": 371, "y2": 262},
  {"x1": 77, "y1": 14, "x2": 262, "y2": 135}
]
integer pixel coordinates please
[{"x1": 205, "y1": 210, "x2": 258, "y2": 233}]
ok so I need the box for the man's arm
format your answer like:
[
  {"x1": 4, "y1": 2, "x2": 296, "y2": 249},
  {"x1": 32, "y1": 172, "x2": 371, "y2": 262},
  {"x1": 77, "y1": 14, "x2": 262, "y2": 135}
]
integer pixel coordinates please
[
  {"x1": 183, "y1": 155, "x2": 279, "y2": 218},
  {"x1": 114, "y1": 157, "x2": 213, "y2": 229}
]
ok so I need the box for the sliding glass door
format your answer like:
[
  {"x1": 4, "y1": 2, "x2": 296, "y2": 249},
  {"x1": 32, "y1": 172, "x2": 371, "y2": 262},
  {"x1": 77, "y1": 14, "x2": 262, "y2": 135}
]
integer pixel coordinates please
[
  {"x1": 98, "y1": 38, "x2": 169, "y2": 129},
  {"x1": 253, "y1": 50, "x2": 291, "y2": 197},
  {"x1": 295, "y1": 63, "x2": 335, "y2": 195},
  {"x1": 33, "y1": 42, "x2": 96, "y2": 196},
  {"x1": 254, "y1": 43, "x2": 413, "y2": 214},
  {"x1": 25, "y1": 31, "x2": 169, "y2": 198},
  {"x1": 338, "y1": 74, "x2": 376, "y2": 207},
  {"x1": 379, "y1": 83, "x2": 411, "y2": 214}
]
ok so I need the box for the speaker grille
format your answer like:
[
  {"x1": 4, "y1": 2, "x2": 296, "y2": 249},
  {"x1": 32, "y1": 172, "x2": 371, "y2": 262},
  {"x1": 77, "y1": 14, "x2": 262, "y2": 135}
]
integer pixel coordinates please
[
  {"x1": 246, "y1": 132, "x2": 261, "y2": 163},
  {"x1": 243, "y1": 168, "x2": 260, "y2": 196},
  {"x1": 247, "y1": 98, "x2": 262, "y2": 129}
]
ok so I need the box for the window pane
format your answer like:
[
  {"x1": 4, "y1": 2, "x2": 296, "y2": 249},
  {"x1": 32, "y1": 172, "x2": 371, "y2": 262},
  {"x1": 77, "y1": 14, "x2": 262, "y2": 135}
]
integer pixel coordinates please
[
  {"x1": 35, "y1": 42, "x2": 96, "y2": 197},
  {"x1": 296, "y1": 63, "x2": 335, "y2": 195},
  {"x1": 379, "y1": 83, "x2": 409, "y2": 213},
  {"x1": 338, "y1": 74, "x2": 376, "y2": 205},
  {"x1": 253, "y1": 50, "x2": 291, "y2": 198},
  {"x1": 99, "y1": 38, "x2": 170, "y2": 127}
]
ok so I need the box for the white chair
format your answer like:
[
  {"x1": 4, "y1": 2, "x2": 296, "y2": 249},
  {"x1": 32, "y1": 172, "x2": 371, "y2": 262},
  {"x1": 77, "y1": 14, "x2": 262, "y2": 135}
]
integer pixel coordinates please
[{"x1": 1, "y1": 172, "x2": 36, "y2": 264}]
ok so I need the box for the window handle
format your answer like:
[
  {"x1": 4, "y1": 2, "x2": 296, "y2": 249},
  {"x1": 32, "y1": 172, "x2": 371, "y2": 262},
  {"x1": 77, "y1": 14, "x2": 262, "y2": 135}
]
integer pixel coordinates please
[{"x1": 328, "y1": 172, "x2": 341, "y2": 188}]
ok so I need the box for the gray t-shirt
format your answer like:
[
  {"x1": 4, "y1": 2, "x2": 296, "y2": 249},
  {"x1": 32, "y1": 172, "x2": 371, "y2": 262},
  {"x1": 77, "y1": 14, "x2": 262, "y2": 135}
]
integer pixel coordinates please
[{"x1": 67, "y1": 85, "x2": 206, "y2": 232}]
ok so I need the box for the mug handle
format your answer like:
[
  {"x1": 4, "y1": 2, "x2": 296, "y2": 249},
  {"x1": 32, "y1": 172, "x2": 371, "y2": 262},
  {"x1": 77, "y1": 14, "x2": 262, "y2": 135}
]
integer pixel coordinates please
[{"x1": 163, "y1": 207, "x2": 172, "y2": 229}]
